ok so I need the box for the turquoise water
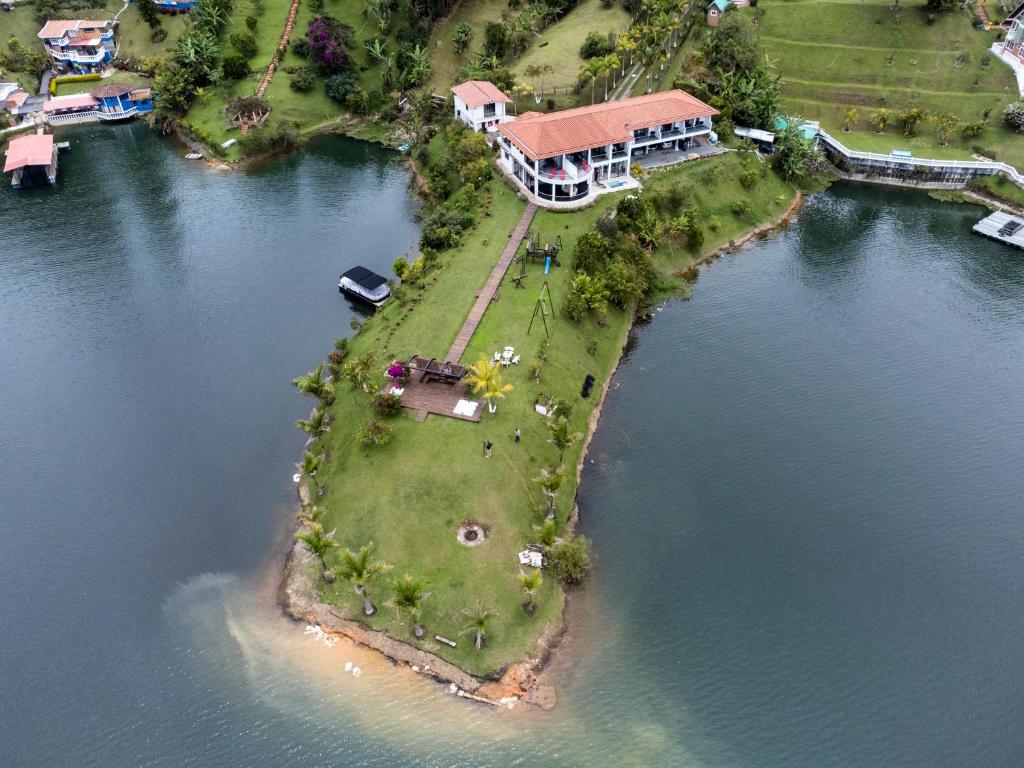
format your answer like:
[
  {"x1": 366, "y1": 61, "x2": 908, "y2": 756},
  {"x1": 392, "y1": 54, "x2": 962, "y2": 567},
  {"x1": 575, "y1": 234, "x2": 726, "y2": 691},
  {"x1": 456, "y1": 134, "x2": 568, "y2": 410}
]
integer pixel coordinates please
[{"x1": 2, "y1": 128, "x2": 1023, "y2": 766}]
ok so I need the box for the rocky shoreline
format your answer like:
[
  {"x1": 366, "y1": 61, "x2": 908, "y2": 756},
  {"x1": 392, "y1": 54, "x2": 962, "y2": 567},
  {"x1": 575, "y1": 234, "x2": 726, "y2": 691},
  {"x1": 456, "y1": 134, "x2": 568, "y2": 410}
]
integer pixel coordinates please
[{"x1": 276, "y1": 182, "x2": 808, "y2": 711}]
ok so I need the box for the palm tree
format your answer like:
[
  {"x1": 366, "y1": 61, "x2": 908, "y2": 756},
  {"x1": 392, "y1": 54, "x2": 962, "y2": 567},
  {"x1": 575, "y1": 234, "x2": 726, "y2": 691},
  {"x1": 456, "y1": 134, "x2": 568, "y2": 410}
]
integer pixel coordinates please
[
  {"x1": 298, "y1": 504, "x2": 324, "y2": 525},
  {"x1": 601, "y1": 53, "x2": 620, "y2": 100},
  {"x1": 579, "y1": 58, "x2": 603, "y2": 104},
  {"x1": 388, "y1": 574, "x2": 431, "y2": 637},
  {"x1": 465, "y1": 357, "x2": 512, "y2": 413},
  {"x1": 534, "y1": 464, "x2": 564, "y2": 518},
  {"x1": 533, "y1": 517, "x2": 557, "y2": 547},
  {"x1": 483, "y1": 375, "x2": 514, "y2": 414},
  {"x1": 297, "y1": 449, "x2": 323, "y2": 496},
  {"x1": 404, "y1": 44, "x2": 431, "y2": 88},
  {"x1": 295, "y1": 522, "x2": 338, "y2": 579},
  {"x1": 548, "y1": 417, "x2": 581, "y2": 462},
  {"x1": 334, "y1": 543, "x2": 391, "y2": 615},
  {"x1": 292, "y1": 363, "x2": 333, "y2": 402},
  {"x1": 295, "y1": 408, "x2": 329, "y2": 443},
  {"x1": 518, "y1": 570, "x2": 543, "y2": 614},
  {"x1": 843, "y1": 107, "x2": 858, "y2": 133},
  {"x1": 460, "y1": 602, "x2": 496, "y2": 650}
]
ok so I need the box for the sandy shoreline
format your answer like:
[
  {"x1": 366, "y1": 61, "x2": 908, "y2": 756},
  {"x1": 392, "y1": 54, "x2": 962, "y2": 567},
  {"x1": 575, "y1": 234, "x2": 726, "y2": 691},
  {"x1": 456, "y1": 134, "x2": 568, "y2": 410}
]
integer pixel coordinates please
[{"x1": 277, "y1": 180, "x2": 807, "y2": 711}]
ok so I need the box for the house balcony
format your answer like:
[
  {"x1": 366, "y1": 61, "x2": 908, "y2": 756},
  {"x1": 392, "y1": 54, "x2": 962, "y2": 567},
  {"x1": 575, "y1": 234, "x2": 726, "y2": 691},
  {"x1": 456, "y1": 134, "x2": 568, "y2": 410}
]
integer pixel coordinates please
[{"x1": 48, "y1": 48, "x2": 107, "y2": 64}]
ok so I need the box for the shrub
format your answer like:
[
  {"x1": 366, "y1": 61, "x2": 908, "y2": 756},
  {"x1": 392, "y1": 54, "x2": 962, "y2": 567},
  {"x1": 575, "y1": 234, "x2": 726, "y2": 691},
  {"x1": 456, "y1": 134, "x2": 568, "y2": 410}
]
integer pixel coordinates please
[
  {"x1": 738, "y1": 169, "x2": 759, "y2": 189},
  {"x1": 290, "y1": 66, "x2": 317, "y2": 91},
  {"x1": 230, "y1": 31, "x2": 258, "y2": 59},
  {"x1": 1003, "y1": 101, "x2": 1024, "y2": 134},
  {"x1": 245, "y1": 15, "x2": 258, "y2": 32},
  {"x1": 222, "y1": 52, "x2": 250, "y2": 80},
  {"x1": 392, "y1": 257, "x2": 409, "y2": 279},
  {"x1": 150, "y1": 27, "x2": 168, "y2": 43},
  {"x1": 373, "y1": 392, "x2": 403, "y2": 416},
  {"x1": 452, "y1": 21, "x2": 473, "y2": 55},
  {"x1": 484, "y1": 22, "x2": 507, "y2": 58},
  {"x1": 356, "y1": 418, "x2": 393, "y2": 446},
  {"x1": 731, "y1": 199, "x2": 753, "y2": 219},
  {"x1": 239, "y1": 121, "x2": 300, "y2": 157},
  {"x1": 344, "y1": 86, "x2": 370, "y2": 116},
  {"x1": 580, "y1": 30, "x2": 614, "y2": 59},
  {"x1": 572, "y1": 230, "x2": 614, "y2": 274},
  {"x1": 324, "y1": 70, "x2": 358, "y2": 102},
  {"x1": 307, "y1": 15, "x2": 354, "y2": 73},
  {"x1": 551, "y1": 535, "x2": 591, "y2": 584},
  {"x1": 292, "y1": 38, "x2": 311, "y2": 57}
]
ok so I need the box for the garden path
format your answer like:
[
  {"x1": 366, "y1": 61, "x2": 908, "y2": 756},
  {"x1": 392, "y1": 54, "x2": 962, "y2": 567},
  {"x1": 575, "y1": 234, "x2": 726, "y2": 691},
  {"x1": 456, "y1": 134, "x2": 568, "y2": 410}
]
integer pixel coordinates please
[{"x1": 256, "y1": 0, "x2": 302, "y2": 98}]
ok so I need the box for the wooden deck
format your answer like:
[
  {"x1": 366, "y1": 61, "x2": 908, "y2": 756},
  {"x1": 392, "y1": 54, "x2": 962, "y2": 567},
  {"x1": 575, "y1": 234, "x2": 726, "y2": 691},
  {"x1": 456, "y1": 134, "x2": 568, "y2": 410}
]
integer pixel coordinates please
[
  {"x1": 446, "y1": 203, "x2": 538, "y2": 362},
  {"x1": 387, "y1": 378, "x2": 482, "y2": 423},
  {"x1": 973, "y1": 211, "x2": 1024, "y2": 250}
]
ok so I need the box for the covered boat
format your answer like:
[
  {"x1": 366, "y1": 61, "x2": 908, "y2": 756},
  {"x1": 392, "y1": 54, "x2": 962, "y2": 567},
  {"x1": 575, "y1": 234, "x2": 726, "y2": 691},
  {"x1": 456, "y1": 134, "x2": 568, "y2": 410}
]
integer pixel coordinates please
[{"x1": 339, "y1": 266, "x2": 390, "y2": 307}]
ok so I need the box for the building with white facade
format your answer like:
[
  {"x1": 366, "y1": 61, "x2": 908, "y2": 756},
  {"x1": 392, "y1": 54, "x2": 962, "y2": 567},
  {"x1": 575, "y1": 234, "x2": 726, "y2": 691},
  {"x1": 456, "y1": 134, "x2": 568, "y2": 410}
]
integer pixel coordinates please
[
  {"x1": 37, "y1": 19, "x2": 116, "y2": 75},
  {"x1": 495, "y1": 89, "x2": 717, "y2": 208},
  {"x1": 451, "y1": 80, "x2": 513, "y2": 132}
]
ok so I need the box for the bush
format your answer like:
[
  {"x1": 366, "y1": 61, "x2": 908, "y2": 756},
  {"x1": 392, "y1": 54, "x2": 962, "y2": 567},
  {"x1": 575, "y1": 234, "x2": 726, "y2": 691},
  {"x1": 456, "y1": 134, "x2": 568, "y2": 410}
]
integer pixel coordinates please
[
  {"x1": 392, "y1": 257, "x2": 409, "y2": 279},
  {"x1": 731, "y1": 199, "x2": 753, "y2": 219},
  {"x1": 222, "y1": 53, "x2": 250, "y2": 80},
  {"x1": 551, "y1": 535, "x2": 591, "y2": 584},
  {"x1": 420, "y1": 205, "x2": 474, "y2": 250},
  {"x1": 452, "y1": 21, "x2": 473, "y2": 55},
  {"x1": 230, "y1": 31, "x2": 259, "y2": 59},
  {"x1": 580, "y1": 31, "x2": 614, "y2": 59},
  {"x1": 290, "y1": 66, "x2": 317, "y2": 91},
  {"x1": 373, "y1": 393, "x2": 403, "y2": 416},
  {"x1": 324, "y1": 70, "x2": 358, "y2": 102},
  {"x1": 239, "y1": 121, "x2": 300, "y2": 157},
  {"x1": 344, "y1": 86, "x2": 370, "y2": 116},
  {"x1": 150, "y1": 27, "x2": 168, "y2": 43},
  {"x1": 245, "y1": 15, "x2": 258, "y2": 32},
  {"x1": 572, "y1": 230, "x2": 614, "y2": 274},
  {"x1": 1003, "y1": 101, "x2": 1024, "y2": 134},
  {"x1": 356, "y1": 418, "x2": 393, "y2": 446},
  {"x1": 307, "y1": 15, "x2": 354, "y2": 73},
  {"x1": 738, "y1": 169, "x2": 759, "y2": 189},
  {"x1": 292, "y1": 38, "x2": 311, "y2": 57}
]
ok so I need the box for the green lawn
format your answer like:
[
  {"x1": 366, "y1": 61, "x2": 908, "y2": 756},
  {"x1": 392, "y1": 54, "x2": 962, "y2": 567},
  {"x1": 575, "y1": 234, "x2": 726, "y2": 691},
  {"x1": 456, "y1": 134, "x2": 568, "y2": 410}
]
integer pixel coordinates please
[
  {"x1": 54, "y1": 70, "x2": 152, "y2": 96},
  {"x1": 115, "y1": 6, "x2": 190, "y2": 61},
  {"x1": 746, "y1": 0, "x2": 1024, "y2": 168},
  {"x1": 303, "y1": 150, "x2": 796, "y2": 676},
  {"x1": 426, "y1": 0, "x2": 514, "y2": 93}
]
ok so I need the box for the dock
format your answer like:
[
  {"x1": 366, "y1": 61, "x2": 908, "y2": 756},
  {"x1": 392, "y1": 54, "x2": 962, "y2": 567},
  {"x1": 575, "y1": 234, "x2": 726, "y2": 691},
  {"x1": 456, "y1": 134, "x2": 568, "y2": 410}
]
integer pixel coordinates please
[{"x1": 973, "y1": 211, "x2": 1024, "y2": 250}]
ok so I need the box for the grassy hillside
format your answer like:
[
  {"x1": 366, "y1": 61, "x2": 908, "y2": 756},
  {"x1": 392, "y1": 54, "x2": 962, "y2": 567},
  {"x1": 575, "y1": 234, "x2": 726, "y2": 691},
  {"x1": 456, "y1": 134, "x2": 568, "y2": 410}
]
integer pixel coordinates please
[
  {"x1": 427, "y1": 0, "x2": 514, "y2": 92},
  {"x1": 746, "y1": 0, "x2": 1024, "y2": 167}
]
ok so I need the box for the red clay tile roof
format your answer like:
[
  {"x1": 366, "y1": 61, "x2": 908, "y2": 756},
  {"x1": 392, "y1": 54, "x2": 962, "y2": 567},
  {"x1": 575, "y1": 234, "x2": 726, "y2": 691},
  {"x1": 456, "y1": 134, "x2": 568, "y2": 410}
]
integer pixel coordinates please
[
  {"x1": 37, "y1": 20, "x2": 111, "y2": 39},
  {"x1": 451, "y1": 80, "x2": 511, "y2": 108},
  {"x1": 498, "y1": 90, "x2": 718, "y2": 160},
  {"x1": 4, "y1": 134, "x2": 54, "y2": 172}
]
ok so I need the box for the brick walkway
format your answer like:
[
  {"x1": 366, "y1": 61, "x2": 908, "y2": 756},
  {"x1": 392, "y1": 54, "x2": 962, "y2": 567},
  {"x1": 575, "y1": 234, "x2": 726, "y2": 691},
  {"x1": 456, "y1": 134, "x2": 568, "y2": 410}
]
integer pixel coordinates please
[
  {"x1": 445, "y1": 202, "x2": 538, "y2": 362},
  {"x1": 256, "y1": 0, "x2": 302, "y2": 98}
]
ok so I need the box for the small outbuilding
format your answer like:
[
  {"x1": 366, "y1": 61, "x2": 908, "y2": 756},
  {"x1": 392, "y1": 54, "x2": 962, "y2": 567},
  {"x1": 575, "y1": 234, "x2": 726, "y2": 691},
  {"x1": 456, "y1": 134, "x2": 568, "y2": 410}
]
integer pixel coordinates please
[
  {"x1": 451, "y1": 80, "x2": 513, "y2": 133},
  {"x1": 4, "y1": 134, "x2": 58, "y2": 189}
]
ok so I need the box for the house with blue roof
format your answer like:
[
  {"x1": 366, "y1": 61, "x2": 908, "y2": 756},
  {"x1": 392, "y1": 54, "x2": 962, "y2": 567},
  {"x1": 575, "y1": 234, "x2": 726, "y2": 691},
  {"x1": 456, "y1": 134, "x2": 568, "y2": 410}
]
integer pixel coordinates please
[{"x1": 706, "y1": 0, "x2": 749, "y2": 27}]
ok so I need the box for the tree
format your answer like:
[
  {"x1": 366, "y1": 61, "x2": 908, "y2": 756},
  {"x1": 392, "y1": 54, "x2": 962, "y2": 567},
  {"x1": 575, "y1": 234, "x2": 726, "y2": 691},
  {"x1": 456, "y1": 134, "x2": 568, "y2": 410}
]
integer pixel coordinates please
[
  {"x1": 551, "y1": 535, "x2": 590, "y2": 584},
  {"x1": 453, "y1": 22, "x2": 473, "y2": 55},
  {"x1": 388, "y1": 575, "x2": 431, "y2": 636},
  {"x1": 534, "y1": 464, "x2": 565, "y2": 518},
  {"x1": 325, "y1": 70, "x2": 359, "y2": 102},
  {"x1": 870, "y1": 108, "x2": 892, "y2": 134},
  {"x1": 548, "y1": 416, "x2": 581, "y2": 462},
  {"x1": 345, "y1": 86, "x2": 370, "y2": 116},
  {"x1": 701, "y1": 13, "x2": 761, "y2": 74},
  {"x1": 334, "y1": 543, "x2": 391, "y2": 614},
  {"x1": 580, "y1": 30, "x2": 614, "y2": 59},
  {"x1": 138, "y1": 0, "x2": 162, "y2": 30},
  {"x1": 401, "y1": 44, "x2": 431, "y2": 88},
  {"x1": 572, "y1": 230, "x2": 614, "y2": 274},
  {"x1": 533, "y1": 518, "x2": 558, "y2": 546},
  {"x1": 933, "y1": 112, "x2": 958, "y2": 146},
  {"x1": 295, "y1": 408, "x2": 329, "y2": 441},
  {"x1": 772, "y1": 125, "x2": 820, "y2": 181},
  {"x1": 600, "y1": 53, "x2": 620, "y2": 100},
  {"x1": 222, "y1": 52, "x2": 250, "y2": 80},
  {"x1": 899, "y1": 107, "x2": 926, "y2": 138},
  {"x1": 518, "y1": 570, "x2": 543, "y2": 615},
  {"x1": 461, "y1": 603, "x2": 496, "y2": 650},
  {"x1": 230, "y1": 31, "x2": 259, "y2": 59},
  {"x1": 292, "y1": 362, "x2": 334, "y2": 402},
  {"x1": 843, "y1": 107, "x2": 858, "y2": 133},
  {"x1": 296, "y1": 521, "x2": 338, "y2": 578},
  {"x1": 578, "y1": 58, "x2": 603, "y2": 104},
  {"x1": 298, "y1": 449, "x2": 324, "y2": 496},
  {"x1": 465, "y1": 357, "x2": 512, "y2": 413},
  {"x1": 483, "y1": 22, "x2": 508, "y2": 59}
]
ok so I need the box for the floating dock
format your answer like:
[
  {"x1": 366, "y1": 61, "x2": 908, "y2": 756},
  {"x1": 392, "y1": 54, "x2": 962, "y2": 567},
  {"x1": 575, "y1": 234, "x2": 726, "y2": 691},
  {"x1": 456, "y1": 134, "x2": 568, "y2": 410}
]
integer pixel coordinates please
[
  {"x1": 972, "y1": 211, "x2": 1024, "y2": 250},
  {"x1": 3, "y1": 133, "x2": 59, "y2": 189}
]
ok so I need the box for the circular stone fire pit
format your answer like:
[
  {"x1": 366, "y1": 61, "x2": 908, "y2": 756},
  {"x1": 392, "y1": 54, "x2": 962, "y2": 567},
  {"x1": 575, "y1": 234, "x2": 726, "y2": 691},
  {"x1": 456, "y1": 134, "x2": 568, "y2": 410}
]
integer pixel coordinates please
[{"x1": 457, "y1": 520, "x2": 489, "y2": 547}]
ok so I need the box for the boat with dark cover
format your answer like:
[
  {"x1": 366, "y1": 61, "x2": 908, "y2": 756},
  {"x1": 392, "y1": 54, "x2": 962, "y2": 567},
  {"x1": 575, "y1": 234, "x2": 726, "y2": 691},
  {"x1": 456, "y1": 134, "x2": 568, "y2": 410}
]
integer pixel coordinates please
[{"x1": 338, "y1": 266, "x2": 391, "y2": 307}]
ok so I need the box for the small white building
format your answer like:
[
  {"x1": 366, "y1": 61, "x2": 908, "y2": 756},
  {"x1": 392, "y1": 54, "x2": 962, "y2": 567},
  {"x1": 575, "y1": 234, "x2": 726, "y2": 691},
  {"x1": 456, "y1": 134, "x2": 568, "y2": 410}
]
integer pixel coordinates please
[{"x1": 451, "y1": 80, "x2": 513, "y2": 132}]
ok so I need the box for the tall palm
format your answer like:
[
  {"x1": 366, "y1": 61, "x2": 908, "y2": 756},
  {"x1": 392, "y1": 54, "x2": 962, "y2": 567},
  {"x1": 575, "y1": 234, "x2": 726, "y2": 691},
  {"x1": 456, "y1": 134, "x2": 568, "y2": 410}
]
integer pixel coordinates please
[
  {"x1": 548, "y1": 417, "x2": 581, "y2": 462},
  {"x1": 601, "y1": 54, "x2": 620, "y2": 100},
  {"x1": 297, "y1": 449, "x2": 324, "y2": 497},
  {"x1": 460, "y1": 603, "x2": 496, "y2": 650},
  {"x1": 518, "y1": 570, "x2": 543, "y2": 614},
  {"x1": 295, "y1": 521, "x2": 338, "y2": 574},
  {"x1": 483, "y1": 375, "x2": 514, "y2": 414},
  {"x1": 533, "y1": 517, "x2": 557, "y2": 546},
  {"x1": 464, "y1": 356, "x2": 499, "y2": 396},
  {"x1": 388, "y1": 574, "x2": 431, "y2": 637},
  {"x1": 534, "y1": 464, "x2": 565, "y2": 518},
  {"x1": 579, "y1": 58, "x2": 603, "y2": 104},
  {"x1": 334, "y1": 543, "x2": 391, "y2": 615}
]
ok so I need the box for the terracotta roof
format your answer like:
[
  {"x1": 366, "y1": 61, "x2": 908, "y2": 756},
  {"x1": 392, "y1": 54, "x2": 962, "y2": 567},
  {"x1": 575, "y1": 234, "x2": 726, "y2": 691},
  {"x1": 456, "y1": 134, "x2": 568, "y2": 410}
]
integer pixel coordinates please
[
  {"x1": 43, "y1": 94, "x2": 99, "y2": 111},
  {"x1": 498, "y1": 90, "x2": 718, "y2": 160},
  {"x1": 130, "y1": 88, "x2": 152, "y2": 100},
  {"x1": 451, "y1": 81, "x2": 511, "y2": 108},
  {"x1": 4, "y1": 134, "x2": 54, "y2": 172},
  {"x1": 91, "y1": 83, "x2": 133, "y2": 98},
  {"x1": 37, "y1": 19, "x2": 111, "y2": 39},
  {"x1": 10, "y1": 91, "x2": 29, "y2": 108}
]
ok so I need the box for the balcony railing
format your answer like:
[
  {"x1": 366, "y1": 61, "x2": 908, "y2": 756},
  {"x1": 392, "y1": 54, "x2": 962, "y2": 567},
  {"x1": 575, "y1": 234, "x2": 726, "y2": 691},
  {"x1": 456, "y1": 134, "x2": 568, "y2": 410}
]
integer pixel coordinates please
[{"x1": 98, "y1": 106, "x2": 138, "y2": 120}]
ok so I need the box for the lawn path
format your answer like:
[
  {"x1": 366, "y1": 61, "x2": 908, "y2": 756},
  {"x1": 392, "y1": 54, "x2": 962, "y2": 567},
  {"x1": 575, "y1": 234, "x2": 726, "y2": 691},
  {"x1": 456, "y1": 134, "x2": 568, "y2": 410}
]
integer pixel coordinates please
[
  {"x1": 760, "y1": 35, "x2": 964, "y2": 54},
  {"x1": 446, "y1": 203, "x2": 538, "y2": 362},
  {"x1": 257, "y1": 0, "x2": 301, "y2": 98}
]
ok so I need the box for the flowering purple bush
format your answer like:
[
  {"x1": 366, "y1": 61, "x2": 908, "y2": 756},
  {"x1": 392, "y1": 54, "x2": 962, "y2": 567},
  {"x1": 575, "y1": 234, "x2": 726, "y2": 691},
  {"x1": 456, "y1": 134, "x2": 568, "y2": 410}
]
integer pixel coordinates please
[
  {"x1": 307, "y1": 16, "x2": 352, "y2": 73},
  {"x1": 386, "y1": 361, "x2": 406, "y2": 380}
]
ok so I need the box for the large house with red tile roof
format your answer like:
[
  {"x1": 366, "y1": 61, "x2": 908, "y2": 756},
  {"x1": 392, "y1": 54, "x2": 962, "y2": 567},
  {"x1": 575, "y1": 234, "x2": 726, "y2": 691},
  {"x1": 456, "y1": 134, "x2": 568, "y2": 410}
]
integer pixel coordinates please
[
  {"x1": 451, "y1": 80, "x2": 513, "y2": 132},
  {"x1": 37, "y1": 19, "x2": 115, "y2": 74},
  {"x1": 494, "y1": 89, "x2": 717, "y2": 207}
]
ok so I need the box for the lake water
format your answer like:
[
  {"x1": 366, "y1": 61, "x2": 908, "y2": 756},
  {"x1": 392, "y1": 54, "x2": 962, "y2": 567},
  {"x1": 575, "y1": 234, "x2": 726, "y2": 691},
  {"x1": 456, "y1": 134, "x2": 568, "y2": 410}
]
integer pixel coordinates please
[{"x1": 2, "y1": 127, "x2": 1023, "y2": 767}]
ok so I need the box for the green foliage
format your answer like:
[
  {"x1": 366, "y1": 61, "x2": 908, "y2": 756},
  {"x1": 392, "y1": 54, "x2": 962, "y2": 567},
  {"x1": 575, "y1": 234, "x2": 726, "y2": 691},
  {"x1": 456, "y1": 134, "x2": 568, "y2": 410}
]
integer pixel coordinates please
[
  {"x1": 702, "y1": 13, "x2": 761, "y2": 74},
  {"x1": 580, "y1": 30, "x2": 615, "y2": 59},
  {"x1": 230, "y1": 31, "x2": 258, "y2": 59},
  {"x1": 1002, "y1": 101, "x2": 1024, "y2": 134},
  {"x1": 296, "y1": 521, "x2": 338, "y2": 568},
  {"x1": 392, "y1": 257, "x2": 409, "y2": 279},
  {"x1": 345, "y1": 86, "x2": 370, "y2": 115},
  {"x1": 239, "y1": 121, "x2": 300, "y2": 157},
  {"x1": 771, "y1": 125, "x2": 821, "y2": 181},
  {"x1": 739, "y1": 169, "x2": 759, "y2": 189},
  {"x1": 731, "y1": 198, "x2": 753, "y2": 219},
  {"x1": 245, "y1": 15, "x2": 258, "y2": 32},
  {"x1": 138, "y1": 0, "x2": 162, "y2": 30},
  {"x1": 572, "y1": 230, "x2": 614, "y2": 274},
  {"x1": 356, "y1": 418, "x2": 393, "y2": 447},
  {"x1": 289, "y1": 66, "x2": 317, "y2": 91},
  {"x1": 550, "y1": 535, "x2": 591, "y2": 585},
  {"x1": 373, "y1": 392, "x2": 403, "y2": 416},
  {"x1": 324, "y1": 70, "x2": 359, "y2": 102},
  {"x1": 484, "y1": 21, "x2": 508, "y2": 58},
  {"x1": 222, "y1": 51, "x2": 250, "y2": 80},
  {"x1": 453, "y1": 22, "x2": 473, "y2": 55},
  {"x1": 563, "y1": 272, "x2": 608, "y2": 322}
]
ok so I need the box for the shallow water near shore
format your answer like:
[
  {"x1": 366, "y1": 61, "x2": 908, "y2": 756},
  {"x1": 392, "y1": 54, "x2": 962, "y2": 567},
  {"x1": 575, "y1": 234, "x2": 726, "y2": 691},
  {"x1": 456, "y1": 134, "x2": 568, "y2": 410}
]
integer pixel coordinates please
[{"x1": 3, "y1": 126, "x2": 1024, "y2": 766}]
